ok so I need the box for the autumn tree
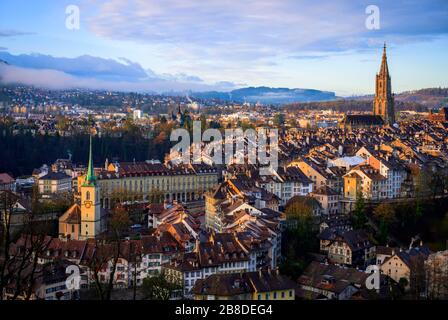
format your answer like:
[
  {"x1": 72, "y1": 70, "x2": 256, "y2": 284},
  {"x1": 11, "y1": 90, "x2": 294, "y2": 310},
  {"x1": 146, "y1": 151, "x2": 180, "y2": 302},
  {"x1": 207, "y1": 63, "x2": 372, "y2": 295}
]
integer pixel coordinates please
[
  {"x1": 374, "y1": 203, "x2": 396, "y2": 225},
  {"x1": 280, "y1": 196, "x2": 319, "y2": 279}
]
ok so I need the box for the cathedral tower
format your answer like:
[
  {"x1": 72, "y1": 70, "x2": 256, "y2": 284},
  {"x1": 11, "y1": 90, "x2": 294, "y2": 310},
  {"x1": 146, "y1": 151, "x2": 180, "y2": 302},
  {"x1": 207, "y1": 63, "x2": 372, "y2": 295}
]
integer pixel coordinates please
[
  {"x1": 80, "y1": 136, "x2": 102, "y2": 240},
  {"x1": 373, "y1": 43, "x2": 395, "y2": 125}
]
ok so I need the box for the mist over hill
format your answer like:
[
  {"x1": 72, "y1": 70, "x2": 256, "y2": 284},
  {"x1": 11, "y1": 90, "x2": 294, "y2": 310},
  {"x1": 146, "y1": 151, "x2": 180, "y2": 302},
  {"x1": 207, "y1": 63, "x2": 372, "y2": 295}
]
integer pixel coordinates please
[{"x1": 189, "y1": 87, "x2": 337, "y2": 105}]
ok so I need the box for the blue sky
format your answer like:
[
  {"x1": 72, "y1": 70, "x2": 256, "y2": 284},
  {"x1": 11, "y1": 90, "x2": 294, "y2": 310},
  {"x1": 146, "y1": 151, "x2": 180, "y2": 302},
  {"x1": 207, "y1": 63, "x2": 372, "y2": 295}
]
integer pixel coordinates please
[{"x1": 0, "y1": 0, "x2": 447, "y2": 95}]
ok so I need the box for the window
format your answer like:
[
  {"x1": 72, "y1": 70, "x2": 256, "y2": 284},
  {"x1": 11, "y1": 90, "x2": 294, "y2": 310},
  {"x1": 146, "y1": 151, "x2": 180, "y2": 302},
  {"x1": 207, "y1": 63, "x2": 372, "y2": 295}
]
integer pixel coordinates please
[
  {"x1": 86, "y1": 191, "x2": 90, "y2": 200},
  {"x1": 289, "y1": 291, "x2": 293, "y2": 297}
]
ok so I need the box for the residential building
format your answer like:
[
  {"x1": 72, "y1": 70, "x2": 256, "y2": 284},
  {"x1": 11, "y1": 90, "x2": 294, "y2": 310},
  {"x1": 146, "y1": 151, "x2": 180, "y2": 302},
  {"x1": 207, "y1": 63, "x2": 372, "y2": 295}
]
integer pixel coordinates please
[
  {"x1": 38, "y1": 172, "x2": 72, "y2": 195},
  {"x1": 319, "y1": 229, "x2": 375, "y2": 267},
  {"x1": 310, "y1": 186, "x2": 341, "y2": 215},
  {"x1": 192, "y1": 270, "x2": 296, "y2": 300},
  {"x1": 380, "y1": 245, "x2": 431, "y2": 290}
]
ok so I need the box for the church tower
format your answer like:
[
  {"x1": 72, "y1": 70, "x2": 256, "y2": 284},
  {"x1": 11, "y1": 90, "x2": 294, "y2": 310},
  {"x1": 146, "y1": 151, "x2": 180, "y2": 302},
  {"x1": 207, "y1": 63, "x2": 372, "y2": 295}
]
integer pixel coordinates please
[
  {"x1": 373, "y1": 43, "x2": 395, "y2": 125},
  {"x1": 80, "y1": 136, "x2": 102, "y2": 240}
]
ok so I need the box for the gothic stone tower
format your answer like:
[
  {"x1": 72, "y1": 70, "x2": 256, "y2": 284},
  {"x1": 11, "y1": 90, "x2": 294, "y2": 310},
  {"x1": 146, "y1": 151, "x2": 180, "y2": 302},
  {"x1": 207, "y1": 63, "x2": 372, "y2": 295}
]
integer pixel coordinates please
[
  {"x1": 373, "y1": 44, "x2": 395, "y2": 125},
  {"x1": 80, "y1": 136, "x2": 102, "y2": 240}
]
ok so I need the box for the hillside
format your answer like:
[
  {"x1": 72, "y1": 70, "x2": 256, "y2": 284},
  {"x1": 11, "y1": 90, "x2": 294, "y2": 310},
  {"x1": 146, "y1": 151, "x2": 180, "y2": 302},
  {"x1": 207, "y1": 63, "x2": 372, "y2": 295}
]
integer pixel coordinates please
[
  {"x1": 284, "y1": 88, "x2": 448, "y2": 112},
  {"x1": 396, "y1": 88, "x2": 448, "y2": 108},
  {"x1": 190, "y1": 86, "x2": 337, "y2": 105}
]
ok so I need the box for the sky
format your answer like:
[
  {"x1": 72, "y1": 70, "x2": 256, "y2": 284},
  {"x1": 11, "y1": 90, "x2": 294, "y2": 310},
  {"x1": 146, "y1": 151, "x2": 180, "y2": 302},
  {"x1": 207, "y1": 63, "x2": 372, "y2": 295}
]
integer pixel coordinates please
[{"x1": 0, "y1": 0, "x2": 447, "y2": 95}]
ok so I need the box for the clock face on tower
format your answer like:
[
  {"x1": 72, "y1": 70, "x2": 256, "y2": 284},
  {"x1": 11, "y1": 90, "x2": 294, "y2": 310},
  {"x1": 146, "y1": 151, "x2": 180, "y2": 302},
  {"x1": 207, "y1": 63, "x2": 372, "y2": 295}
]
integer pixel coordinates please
[{"x1": 84, "y1": 201, "x2": 93, "y2": 209}]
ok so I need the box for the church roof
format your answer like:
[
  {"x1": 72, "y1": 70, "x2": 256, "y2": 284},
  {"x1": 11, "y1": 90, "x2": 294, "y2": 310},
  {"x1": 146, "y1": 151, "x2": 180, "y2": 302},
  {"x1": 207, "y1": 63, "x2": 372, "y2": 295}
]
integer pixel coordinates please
[
  {"x1": 341, "y1": 115, "x2": 384, "y2": 126},
  {"x1": 84, "y1": 135, "x2": 96, "y2": 186},
  {"x1": 59, "y1": 204, "x2": 81, "y2": 224}
]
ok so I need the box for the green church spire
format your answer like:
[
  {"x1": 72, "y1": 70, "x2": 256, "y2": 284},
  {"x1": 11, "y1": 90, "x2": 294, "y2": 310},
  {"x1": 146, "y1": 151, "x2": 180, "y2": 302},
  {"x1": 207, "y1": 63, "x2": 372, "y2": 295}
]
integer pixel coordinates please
[{"x1": 85, "y1": 135, "x2": 96, "y2": 185}]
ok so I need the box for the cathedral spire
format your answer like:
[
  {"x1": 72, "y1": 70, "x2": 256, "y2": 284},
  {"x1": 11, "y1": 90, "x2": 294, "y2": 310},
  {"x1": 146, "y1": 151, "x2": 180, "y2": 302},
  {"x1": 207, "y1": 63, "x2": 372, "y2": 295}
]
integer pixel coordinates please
[
  {"x1": 373, "y1": 43, "x2": 395, "y2": 125},
  {"x1": 379, "y1": 42, "x2": 389, "y2": 76},
  {"x1": 85, "y1": 135, "x2": 96, "y2": 185}
]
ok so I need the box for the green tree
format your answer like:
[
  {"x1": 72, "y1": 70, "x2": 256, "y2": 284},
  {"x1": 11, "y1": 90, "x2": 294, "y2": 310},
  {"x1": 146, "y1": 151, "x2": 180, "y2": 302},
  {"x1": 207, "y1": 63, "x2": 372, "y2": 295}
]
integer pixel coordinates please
[
  {"x1": 377, "y1": 218, "x2": 388, "y2": 245},
  {"x1": 273, "y1": 113, "x2": 285, "y2": 127},
  {"x1": 352, "y1": 192, "x2": 367, "y2": 229},
  {"x1": 142, "y1": 272, "x2": 181, "y2": 300}
]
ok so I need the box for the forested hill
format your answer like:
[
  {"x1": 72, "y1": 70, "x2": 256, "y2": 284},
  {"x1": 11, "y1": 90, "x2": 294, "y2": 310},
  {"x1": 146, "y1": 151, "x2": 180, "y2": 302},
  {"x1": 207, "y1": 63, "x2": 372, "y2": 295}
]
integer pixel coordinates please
[
  {"x1": 0, "y1": 126, "x2": 173, "y2": 177},
  {"x1": 283, "y1": 88, "x2": 448, "y2": 112},
  {"x1": 395, "y1": 88, "x2": 448, "y2": 107}
]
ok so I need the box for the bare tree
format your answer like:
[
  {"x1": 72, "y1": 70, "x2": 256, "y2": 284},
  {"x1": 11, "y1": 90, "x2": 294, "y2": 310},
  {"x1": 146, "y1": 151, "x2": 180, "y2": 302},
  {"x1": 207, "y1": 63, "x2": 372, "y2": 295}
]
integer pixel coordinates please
[{"x1": 87, "y1": 205, "x2": 130, "y2": 301}]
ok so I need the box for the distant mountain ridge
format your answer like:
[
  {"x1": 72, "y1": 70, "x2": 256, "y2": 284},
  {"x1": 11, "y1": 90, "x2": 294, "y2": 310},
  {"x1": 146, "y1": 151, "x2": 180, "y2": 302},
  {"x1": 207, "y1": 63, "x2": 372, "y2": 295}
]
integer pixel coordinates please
[
  {"x1": 350, "y1": 87, "x2": 448, "y2": 108},
  {"x1": 189, "y1": 86, "x2": 337, "y2": 104}
]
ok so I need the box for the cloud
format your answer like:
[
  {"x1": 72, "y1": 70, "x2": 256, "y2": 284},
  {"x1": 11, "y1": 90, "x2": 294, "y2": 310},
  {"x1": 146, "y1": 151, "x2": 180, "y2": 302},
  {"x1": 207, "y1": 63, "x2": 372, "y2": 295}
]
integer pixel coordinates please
[
  {"x1": 0, "y1": 57, "x2": 239, "y2": 93},
  {"x1": 0, "y1": 52, "x2": 225, "y2": 88},
  {"x1": 84, "y1": 0, "x2": 448, "y2": 65},
  {"x1": 0, "y1": 52, "x2": 148, "y2": 81},
  {"x1": 288, "y1": 55, "x2": 330, "y2": 60},
  {"x1": 0, "y1": 30, "x2": 35, "y2": 37}
]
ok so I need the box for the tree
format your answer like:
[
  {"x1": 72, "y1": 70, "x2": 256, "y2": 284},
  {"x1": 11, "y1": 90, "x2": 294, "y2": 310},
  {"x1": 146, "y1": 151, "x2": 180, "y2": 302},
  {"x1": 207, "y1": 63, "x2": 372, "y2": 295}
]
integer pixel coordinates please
[
  {"x1": 409, "y1": 257, "x2": 426, "y2": 300},
  {"x1": 281, "y1": 196, "x2": 319, "y2": 279},
  {"x1": 273, "y1": 113, "x2": 285, "y2": 127},
  {"x1": 377, "y1": 218, "x2": 388, "y2": 245},
  {"x1": 142, "y1": 272, "x2": 181, "y2": 300},
  {"x1": 285, "y1": 196, "x2": 315, "y2": 223},
  {"x1": 101, "y1": 206, "x2": 131, "y2": 300},
  {"x1": 352, "y1": 192, "x2": 367, "y2": 229},
  {"x1": 149, "y1": 188, "x2": 164, "y2": 204},
  {"x1": 200, "y1": 114, "x2": 208, "y2": 131},
  {"x1": 374, "y1": 203, "x2": 396, "y2": 226},
  {"x1": 0, "y1": 190, "x2": 53, "y2": 300}
]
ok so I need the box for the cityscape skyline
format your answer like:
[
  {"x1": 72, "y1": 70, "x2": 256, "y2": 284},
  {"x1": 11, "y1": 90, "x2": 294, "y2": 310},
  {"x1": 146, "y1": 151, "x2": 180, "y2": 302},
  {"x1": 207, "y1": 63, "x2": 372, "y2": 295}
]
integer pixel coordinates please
[
  {"x1": 0, "y1": 0, "x2": 448, "y2": 96},
  {"x1": 0, "y1": 1, "x2": 448, "y2": 303}
]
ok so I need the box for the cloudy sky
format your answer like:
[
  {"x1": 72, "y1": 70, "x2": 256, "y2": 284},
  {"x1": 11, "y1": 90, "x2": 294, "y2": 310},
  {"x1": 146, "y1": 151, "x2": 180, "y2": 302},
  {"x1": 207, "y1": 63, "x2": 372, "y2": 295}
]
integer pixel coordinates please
[{"x1": 0, "y1": 0, "x2": 447, "y2": 95}]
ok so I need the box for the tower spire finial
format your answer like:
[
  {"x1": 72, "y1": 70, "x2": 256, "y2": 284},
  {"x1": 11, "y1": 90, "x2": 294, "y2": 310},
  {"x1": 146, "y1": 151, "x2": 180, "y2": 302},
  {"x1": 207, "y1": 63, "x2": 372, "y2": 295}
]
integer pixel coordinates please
[{"x1": 86, "y1": 134, "x2": 96, "y2": 185}]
